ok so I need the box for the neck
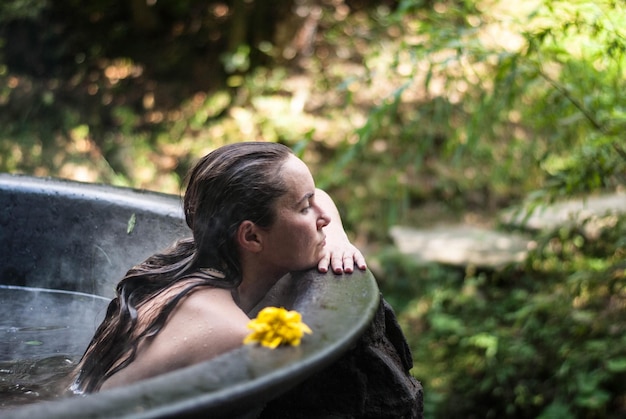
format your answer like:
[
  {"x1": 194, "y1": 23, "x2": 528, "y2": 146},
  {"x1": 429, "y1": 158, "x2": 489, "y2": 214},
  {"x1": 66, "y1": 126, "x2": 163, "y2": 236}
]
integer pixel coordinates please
[{"x1": 235, "y1": 259, "x2": 286, "y2": 314}]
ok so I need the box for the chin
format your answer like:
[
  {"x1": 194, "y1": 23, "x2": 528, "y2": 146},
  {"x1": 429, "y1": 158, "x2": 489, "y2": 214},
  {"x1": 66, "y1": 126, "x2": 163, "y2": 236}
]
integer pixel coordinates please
[{"x1": 294, "y1": 259, "x2": 319, "y2": 272}]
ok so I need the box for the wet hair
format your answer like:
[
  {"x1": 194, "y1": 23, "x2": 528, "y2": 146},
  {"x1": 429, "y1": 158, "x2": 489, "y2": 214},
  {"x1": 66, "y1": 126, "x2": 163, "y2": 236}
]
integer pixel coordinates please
[{"x1": 71, "y1": 142, "x2": 293, "y2": 393}]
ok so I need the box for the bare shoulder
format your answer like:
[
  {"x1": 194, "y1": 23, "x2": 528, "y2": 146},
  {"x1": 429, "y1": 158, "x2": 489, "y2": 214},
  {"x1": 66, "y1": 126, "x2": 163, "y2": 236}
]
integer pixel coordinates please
[
  {"x1": 178, "y1": 286, "x2": 246, "y2": 319},
  {"x1": 159, "y1": 287, "x2": 251, "y2": 356},
  {"x1": 102, "y1": 286, "x2": 250, "y2": 389}
]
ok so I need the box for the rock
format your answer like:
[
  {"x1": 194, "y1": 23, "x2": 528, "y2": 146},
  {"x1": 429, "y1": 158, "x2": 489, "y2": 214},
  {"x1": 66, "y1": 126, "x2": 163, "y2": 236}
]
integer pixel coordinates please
[
  {"x1": 389, "y1": 225, "x2": 531, "y2": 268},
  {"x1": 390, "y1": 193, "x2": 626, "y2": 268},
  {"x1": 500, "y1": 193, "x2": 626, "y2": 236}
]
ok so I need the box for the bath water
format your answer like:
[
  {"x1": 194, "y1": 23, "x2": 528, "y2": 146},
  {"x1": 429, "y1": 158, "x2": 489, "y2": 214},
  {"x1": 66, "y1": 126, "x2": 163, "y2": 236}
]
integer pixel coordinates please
[{"x1": 0, "y1": 285, "x2": 109, "y2": 410}]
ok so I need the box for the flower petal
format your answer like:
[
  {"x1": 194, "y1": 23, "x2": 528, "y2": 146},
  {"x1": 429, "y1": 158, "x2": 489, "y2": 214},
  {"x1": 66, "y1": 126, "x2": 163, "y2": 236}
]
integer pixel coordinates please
[{"x1": 243, "y1": 307, "x2": 312, "y2": 348}]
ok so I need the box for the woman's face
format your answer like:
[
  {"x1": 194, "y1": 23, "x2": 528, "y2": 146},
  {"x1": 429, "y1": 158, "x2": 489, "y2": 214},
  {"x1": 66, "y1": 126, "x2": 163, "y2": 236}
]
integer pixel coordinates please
[{"x1": 259, "y1": 154, "x2": 330, "y2": 274}]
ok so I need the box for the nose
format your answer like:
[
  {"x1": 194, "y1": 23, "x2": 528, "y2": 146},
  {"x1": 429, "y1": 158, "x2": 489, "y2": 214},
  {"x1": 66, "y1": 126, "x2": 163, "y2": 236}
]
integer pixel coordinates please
[{"x1": 316, "y1": 208, "x2": 331, "y2": 230}]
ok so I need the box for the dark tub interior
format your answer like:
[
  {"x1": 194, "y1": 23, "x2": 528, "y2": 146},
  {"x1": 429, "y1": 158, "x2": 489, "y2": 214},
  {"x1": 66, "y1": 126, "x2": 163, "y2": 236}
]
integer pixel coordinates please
[{"x1": 0, "y1": 174, "x2": 379, "y2": 418}]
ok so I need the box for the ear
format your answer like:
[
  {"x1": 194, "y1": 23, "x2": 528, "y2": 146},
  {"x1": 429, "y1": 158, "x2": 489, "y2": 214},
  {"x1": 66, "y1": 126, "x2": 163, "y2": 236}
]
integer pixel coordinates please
[{"x1": 237, "y1": 220, "x2": 263, "y2": 253}]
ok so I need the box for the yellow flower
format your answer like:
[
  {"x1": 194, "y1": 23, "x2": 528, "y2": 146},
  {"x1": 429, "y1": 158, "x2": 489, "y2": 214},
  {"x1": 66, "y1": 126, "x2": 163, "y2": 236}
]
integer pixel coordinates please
[{"x1": 243, "y1": 307, "x2": 312, "y2": 349}]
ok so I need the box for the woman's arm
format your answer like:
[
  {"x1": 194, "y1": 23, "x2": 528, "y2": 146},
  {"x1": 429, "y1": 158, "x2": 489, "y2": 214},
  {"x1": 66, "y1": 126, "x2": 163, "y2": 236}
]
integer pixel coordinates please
[{"x1": 315, "y1": 188, "x2": 367, "y2": 274}]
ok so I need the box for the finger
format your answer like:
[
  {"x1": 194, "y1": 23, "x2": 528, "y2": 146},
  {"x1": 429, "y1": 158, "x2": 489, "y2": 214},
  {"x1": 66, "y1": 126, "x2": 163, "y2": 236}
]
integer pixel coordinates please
[
  {"x1": 317, "y1": 252, "x2": 330, "y2": 273},
  {"x1": 342, "y1": 255, "x2": 354, "y2": 273},
  {"x1": 331, "y1": 252, "x2": 345, "y2": 274},
  {"x1": 355, "y1": 252, "x2": 367, "y2": 270}
]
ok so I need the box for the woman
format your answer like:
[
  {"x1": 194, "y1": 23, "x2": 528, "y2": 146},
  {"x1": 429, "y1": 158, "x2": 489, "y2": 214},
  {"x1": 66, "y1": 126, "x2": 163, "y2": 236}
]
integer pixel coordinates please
[{"x1": 71, "y1": 142, "x2": 366, "y2": 393}]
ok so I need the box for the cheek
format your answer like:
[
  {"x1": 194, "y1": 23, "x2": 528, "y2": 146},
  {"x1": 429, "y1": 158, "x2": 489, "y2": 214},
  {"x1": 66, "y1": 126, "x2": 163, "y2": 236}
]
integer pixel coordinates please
[
  {"x1": 274, "y1": 215, "x2": 319, "y2": 255},
  {"x1": 290, "y1": 224, "x2": 319, "y2": 255}
]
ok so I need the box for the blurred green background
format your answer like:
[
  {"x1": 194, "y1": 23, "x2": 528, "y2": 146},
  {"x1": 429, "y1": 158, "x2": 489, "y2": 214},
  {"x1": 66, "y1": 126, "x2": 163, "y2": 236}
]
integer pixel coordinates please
[{"x1": 1, "y1": 0, "x2": 625, "y2": 416}]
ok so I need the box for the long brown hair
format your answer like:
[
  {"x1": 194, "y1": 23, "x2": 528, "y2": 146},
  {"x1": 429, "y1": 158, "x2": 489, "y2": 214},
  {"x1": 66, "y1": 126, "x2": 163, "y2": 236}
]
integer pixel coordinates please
[{"x1": 71, "y1": 142, "x2": 292, "y2": 393}]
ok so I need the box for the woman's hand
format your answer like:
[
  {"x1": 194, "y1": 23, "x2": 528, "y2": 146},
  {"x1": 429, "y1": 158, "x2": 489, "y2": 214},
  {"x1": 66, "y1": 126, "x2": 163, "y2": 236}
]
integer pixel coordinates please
[
  {"x1": 318, "y1": 238, "x2": 367, "y2": 274},
  {"x1": 315, "y1": 189, "x2": 367, "y2": 274}
]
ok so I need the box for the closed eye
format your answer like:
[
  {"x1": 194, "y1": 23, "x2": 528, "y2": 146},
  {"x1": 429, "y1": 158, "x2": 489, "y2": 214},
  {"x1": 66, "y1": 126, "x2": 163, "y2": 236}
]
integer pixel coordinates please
[
  {"x1": 297, "y1": 192, "x2": 315, "y2": 213},
  {"x1": 300, "y1": 202, "x2": 312, "y2": 213}
]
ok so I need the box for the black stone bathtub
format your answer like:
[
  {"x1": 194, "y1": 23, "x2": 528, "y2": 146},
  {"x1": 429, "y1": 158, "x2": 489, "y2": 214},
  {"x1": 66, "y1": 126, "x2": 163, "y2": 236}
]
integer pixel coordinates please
[{"x1": 0, "y1": 174, "x2": 380, "y2": 418}]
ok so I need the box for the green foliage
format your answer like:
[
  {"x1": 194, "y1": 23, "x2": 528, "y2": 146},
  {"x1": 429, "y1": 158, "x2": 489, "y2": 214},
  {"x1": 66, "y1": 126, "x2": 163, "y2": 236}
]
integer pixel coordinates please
[
  {"x1": 0, "y1": 0, "x2": 47, "y2": 21},
  {"x1": 1, "y1": 0, "x2": 623, "y2": 238},
  {"x1": 379, "y1": 214, "x2": 626, "y2": 417},
  {"x1": 317, "y1": 0, "x2": 626, "y2": 239}
]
